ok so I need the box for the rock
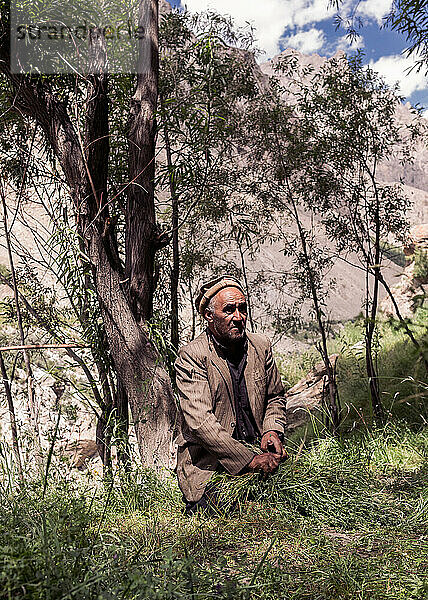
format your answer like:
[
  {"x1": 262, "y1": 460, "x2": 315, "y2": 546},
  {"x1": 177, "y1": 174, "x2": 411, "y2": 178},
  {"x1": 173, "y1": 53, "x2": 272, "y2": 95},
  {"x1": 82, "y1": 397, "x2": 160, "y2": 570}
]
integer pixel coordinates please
[
  {"x1": 61, "y1": 439, "x2": 99, "y2": 470},
  {"x1": 284, "y1": 355, "x2": 339, "y2": 431},
  {"x1": 403, "y1": 223, "x2": 428, "y2": 256},
  {"x1": 380, "y1": 262, "x2": 428, "y2": 318}
]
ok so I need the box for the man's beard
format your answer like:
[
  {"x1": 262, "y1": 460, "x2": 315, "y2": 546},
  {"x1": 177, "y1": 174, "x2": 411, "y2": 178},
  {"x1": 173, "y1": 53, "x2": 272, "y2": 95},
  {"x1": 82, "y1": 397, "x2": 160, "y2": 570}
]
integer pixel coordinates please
[{"x1": 210, "y1": 322, "x2": 246, "y2": 348}]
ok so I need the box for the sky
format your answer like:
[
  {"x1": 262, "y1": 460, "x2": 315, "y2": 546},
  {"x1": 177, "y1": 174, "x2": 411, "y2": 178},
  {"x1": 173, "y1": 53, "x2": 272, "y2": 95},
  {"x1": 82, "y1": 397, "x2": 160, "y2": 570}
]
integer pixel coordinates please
[{"x1": 169, "y1": 0, "x2": 428, "y2": 110}]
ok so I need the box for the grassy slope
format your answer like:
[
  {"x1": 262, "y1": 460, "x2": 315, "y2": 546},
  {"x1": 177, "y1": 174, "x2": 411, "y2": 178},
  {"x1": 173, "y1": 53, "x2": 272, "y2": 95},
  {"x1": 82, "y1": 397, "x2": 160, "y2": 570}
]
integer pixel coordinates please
[
  {"x1": 0, "y1": 311, "x2": 427, "y2": 600},
  {"x1": 0, "y1": 424, "x2": 426, "y2": 599}
]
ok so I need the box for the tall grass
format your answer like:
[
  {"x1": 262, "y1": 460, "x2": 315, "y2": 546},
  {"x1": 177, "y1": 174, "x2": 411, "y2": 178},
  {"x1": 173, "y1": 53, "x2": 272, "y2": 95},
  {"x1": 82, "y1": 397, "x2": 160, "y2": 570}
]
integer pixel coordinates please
[
  {"x1": 0, "y1": 423, "x2": 426, "y2": 600},
  {"x1": 0, "y1": 310, "x2": 426, "y2": 599}
]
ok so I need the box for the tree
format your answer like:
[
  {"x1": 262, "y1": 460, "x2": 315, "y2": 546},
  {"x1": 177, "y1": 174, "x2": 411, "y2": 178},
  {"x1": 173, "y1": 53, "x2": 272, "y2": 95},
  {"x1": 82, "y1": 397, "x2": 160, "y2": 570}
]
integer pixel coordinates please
[
  {"x1": 289, "y1": 53, "x2": 426, "y2": 418},
  {"x1": 0, "y1": 0, "x2": 176, "y2": 468},
  {"x1": 244, "y1": 50, "x2": 426, "y2": 424},
  {"x1": 157, "y1": 10, "x2": 259, "y2": 352},
  {"x1": 244, "y1": 56, "x2": 342, "y2": 432}
]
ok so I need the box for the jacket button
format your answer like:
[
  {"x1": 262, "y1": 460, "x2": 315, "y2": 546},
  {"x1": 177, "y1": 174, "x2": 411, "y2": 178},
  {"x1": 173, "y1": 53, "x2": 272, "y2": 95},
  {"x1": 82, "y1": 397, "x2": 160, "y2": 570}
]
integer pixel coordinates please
[{"x1": 230, "y1": 422, "x2": 235, "y2": 428}]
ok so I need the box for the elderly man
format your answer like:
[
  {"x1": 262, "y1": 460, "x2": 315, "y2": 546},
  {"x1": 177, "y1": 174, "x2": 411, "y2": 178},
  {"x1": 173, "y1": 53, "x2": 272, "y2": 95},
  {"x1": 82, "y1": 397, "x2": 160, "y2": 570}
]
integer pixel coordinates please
[{"x1": 175, "y1": 275, "x2": 288, "y2": 514}]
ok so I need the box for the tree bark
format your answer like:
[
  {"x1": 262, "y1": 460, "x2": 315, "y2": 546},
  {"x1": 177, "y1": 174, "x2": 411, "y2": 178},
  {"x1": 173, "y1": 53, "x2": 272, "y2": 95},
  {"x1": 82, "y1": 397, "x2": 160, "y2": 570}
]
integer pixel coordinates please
[
  {"x1": 126, "y1": 0, "x2": 161, "y2": 322},
  {"x1": 89, "y1": 232, "x2": 176, "y2": 466},
  {"x1": 114, "y1": 376, "x2": 131, "y2": 469}
]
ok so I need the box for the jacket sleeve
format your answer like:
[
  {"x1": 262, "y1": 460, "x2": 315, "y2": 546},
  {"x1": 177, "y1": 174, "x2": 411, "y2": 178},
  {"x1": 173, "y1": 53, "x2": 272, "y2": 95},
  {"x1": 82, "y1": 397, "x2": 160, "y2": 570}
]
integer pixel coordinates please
[
  {"x1": 175, "y1": 349, "x2": 255, "y2": 475},
  {"x1": 261, "y1": 340, "x2": 288, "y2": 435}
]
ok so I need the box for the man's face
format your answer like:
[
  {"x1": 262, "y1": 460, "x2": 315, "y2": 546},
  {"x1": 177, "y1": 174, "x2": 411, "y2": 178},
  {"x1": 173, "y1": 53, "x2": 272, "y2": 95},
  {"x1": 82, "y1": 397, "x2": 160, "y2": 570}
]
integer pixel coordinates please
[{"x1": 204, "y1": 287, "x2": 247, "y2": 345}]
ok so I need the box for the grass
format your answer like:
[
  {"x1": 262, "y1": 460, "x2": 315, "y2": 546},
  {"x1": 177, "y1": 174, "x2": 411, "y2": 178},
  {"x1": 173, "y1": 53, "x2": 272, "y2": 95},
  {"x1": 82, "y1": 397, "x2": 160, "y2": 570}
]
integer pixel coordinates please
[
  {"x1": 0, "y1": 423, "x2": 427, "y2": 600},
  {"x1": 1, "y1": 309, "x2": 427, "y2": 599},
  {"x1": 277, "y1": 307, "x2": 428, "y2": 429}
]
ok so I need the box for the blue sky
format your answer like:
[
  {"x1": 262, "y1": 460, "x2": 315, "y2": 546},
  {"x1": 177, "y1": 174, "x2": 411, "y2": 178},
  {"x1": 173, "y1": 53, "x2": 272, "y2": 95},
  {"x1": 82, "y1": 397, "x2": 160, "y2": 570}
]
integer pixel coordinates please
[{"x1": 169, "y1": 0, "x2": 428, "y2": 110}]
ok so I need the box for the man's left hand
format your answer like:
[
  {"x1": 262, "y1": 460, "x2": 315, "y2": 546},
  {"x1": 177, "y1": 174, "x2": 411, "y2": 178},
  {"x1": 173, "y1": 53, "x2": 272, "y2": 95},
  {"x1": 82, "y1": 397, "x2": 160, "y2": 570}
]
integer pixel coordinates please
[{"x1": 261, "y1": 431, "x2": 288, "y2": 460}]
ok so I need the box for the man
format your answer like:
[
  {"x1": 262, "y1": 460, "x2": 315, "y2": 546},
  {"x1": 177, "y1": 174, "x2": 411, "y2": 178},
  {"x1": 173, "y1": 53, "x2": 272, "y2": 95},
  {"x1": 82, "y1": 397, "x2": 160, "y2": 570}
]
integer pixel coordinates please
[{"x1": 175, "y1": 275, "x2": 288, "y2": 514}]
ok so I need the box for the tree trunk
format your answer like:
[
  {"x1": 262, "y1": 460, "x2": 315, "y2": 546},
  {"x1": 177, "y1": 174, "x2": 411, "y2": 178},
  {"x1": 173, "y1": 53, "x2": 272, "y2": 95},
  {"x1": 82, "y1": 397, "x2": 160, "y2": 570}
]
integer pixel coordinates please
[
  {"x1": 284, "y1": 176, "x2": 340, "y2": 433},
  {"x1": 89, "y1": 231, "x2": 177, "y2": 467},
  {"x1": 365, "y1": 191, "x2": 384, "y2": 422},
  {"x1": 162, "y1": 112, "x2": 180, "y2": 356},
  {"x1": 126, "y1": 0, "x2": 160, "y2": 322}
]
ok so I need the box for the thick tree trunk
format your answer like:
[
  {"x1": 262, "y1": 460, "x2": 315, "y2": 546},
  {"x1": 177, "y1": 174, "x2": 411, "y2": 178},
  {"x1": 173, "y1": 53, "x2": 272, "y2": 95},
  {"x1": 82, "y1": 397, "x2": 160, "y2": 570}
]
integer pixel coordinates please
[{"x1": 89, "y1": 232, "x2": 176, "y2": 467}]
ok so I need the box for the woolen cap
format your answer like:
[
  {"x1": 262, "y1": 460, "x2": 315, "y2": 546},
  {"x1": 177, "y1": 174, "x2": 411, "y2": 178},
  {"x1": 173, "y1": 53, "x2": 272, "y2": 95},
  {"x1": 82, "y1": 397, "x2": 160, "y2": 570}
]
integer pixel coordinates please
[{"x1": 195, "y1": 275, "x2": 245, "y2": 315}]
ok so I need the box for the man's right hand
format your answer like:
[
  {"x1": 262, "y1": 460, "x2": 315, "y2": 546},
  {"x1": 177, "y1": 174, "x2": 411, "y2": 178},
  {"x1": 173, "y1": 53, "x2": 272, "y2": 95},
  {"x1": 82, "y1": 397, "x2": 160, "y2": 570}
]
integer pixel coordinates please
[{"x1": 248, "y1": 452, "x2": 280, "y2": 474}]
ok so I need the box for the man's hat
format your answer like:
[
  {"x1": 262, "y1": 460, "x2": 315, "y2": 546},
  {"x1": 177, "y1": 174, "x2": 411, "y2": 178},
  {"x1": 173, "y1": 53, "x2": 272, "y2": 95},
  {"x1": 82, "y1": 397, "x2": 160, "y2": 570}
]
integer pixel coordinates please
[{"x1": 195, "y1": 275, "x2": 245, "y2": 315}]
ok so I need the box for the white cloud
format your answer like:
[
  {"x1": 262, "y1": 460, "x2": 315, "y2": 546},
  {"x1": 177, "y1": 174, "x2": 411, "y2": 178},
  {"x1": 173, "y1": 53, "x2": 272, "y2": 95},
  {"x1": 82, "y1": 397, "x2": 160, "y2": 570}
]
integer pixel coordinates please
[
  {"x1": 180, "y1": 0, "x2": 334, "y2": 57},
  {"x1": 281, "y1": 28, "x2": 326, "y2": 54},
  {"x1": 294, "y1": 0, "x2": 334, "y2": 28},
  {"x1": 369, "y1": 54, "x2": 428, "y2": 98},
  {"x1": 336, "y1": 33, "x2": 365, "y2": 52},
  {"x1": 356, "y1": 0, "x2": 393, "y2": 25}
]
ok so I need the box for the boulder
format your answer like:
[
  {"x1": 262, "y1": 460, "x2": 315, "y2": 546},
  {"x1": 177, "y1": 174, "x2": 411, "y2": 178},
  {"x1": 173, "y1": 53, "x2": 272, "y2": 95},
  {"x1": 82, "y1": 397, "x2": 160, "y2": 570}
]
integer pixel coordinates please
[
  {"x1": 380, "y1": 262, "x2": 428, "y2": 318},
  {"x1": 284, "y1": 355, "x2": 339, "y2": 430},
  {"x1": 61, "y1": 439, "x2": 100, "y2": 470}
]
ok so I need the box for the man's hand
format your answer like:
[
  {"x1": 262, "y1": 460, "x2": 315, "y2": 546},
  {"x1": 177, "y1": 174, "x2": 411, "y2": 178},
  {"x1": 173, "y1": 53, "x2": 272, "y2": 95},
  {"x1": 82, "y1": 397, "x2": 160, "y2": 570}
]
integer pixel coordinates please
[
  {"x1": 248, "y1": 452, "x2": 280, "y2": 474},
  {"x1": 261, "y1": 431, "x2": 288, "y2": 460}
]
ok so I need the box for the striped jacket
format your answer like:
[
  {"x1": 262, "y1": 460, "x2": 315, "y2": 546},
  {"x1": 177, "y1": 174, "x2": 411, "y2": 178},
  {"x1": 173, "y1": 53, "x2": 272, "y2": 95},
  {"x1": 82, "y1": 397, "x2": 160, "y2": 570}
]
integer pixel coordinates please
[{"x1": 175, "y1": 329, "x2": 287, "y2": 502}]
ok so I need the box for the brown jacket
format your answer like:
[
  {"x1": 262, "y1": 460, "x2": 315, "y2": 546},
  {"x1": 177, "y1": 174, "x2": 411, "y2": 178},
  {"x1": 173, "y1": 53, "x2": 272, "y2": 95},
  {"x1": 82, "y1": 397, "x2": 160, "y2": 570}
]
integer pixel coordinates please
[{"x1": 175, "y1": 329, "x2": 287, "y2": 501}]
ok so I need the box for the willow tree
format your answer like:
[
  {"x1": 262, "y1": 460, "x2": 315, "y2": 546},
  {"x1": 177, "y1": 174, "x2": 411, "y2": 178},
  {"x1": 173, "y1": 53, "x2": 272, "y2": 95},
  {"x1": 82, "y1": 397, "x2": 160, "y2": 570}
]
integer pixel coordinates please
[{"x1": 0, "y1": 0, "x2": 176, "y2": 467}]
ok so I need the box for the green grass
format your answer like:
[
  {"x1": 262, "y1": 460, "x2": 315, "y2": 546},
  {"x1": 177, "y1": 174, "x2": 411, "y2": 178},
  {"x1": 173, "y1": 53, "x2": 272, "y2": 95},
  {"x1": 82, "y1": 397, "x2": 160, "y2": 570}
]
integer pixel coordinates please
[
  {"x1": 277, "y1": 307, "x2": 428, "y2": 429},
  {"x1": 1, "y1": 423, "x2": 427, "y2": 600},
  {"x1": 1, "y1": 310, "x2": 427, "y2": 599}
]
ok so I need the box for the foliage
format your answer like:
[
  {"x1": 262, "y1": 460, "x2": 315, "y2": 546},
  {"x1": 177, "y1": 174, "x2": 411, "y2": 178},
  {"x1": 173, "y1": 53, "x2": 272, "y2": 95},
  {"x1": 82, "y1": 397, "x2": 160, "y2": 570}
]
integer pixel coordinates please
[
  {"x1": 386, "y1": 0, "x2": 428, "y2": 73},
  {"x1": 0, "y1": 420, "x2": 426, "y2": 600},
  {"x1": 155, "y1": 10, "x2": 262, "y2": 345}
]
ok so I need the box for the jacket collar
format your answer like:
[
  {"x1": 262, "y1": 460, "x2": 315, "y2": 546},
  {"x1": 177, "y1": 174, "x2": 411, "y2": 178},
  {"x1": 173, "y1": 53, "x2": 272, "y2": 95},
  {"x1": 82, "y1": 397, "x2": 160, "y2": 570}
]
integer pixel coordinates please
[{"x1": 205, "y1": 329, "x2": 257, "y2": 414}]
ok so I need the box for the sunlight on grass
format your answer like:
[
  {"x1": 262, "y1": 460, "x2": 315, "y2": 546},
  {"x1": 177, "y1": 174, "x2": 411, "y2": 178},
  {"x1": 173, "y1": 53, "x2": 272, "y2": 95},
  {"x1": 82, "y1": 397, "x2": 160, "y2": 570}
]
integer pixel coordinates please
[{"x1": 1, "y1": 421, "x2": 426, "y2": 599}]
